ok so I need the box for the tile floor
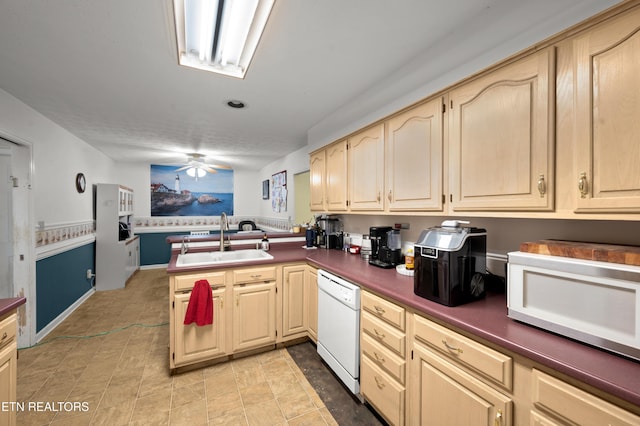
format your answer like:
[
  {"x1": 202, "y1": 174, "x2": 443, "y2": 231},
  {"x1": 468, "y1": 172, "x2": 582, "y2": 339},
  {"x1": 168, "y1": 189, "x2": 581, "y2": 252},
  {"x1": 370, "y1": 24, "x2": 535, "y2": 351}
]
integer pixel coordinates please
[{"x1": 15, "y1": 269, "x2": 338, "y2": 425}]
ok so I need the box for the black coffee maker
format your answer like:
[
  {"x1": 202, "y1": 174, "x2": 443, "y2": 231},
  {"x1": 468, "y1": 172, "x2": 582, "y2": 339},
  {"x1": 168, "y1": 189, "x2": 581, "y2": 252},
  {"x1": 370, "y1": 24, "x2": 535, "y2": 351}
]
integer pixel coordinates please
[{"x1": 368, "y1": 226, "x2": 394, "y2": 268}]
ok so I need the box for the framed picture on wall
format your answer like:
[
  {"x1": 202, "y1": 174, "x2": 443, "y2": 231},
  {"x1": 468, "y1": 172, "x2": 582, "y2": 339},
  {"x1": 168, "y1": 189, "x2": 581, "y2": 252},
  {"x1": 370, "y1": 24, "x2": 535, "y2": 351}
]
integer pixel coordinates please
[
  {"x1": 262, "y1": 180, "x2": 269, "y2": 200},
  {"x1": 271, "y1": 170, "x2": 287, "y2": 212}
]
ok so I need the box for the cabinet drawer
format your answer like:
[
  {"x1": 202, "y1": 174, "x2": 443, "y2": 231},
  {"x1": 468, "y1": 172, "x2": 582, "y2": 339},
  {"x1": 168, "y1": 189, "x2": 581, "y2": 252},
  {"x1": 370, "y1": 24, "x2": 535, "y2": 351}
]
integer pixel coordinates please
[
  {"x1": 362, "y1": 291, "x2": 405, "y2": 331},
  {"x1": 362, "y1": 333, "x2": 405, "y2": 384},
  {"x1": 361, "y1": 355, "x2": 405, "y2": 426},
  {"x1": 413, "y1": 314, "x2": 513, "y2": 390},
  {"x1": 174, "y1": 272, "x2": 226, "y2": 292},
  {"x1": 532, "y1": 369, "x2": 640, "y2": 425},
  {"x1": 362, "y1": 311, "x2": 406, "y2": 357},
  {"x1": 0, "y1": 314, "x2": 16, "y2": 350},
  {"x1": 233, "y1": 266, "x2": 277, "y2": 284}
]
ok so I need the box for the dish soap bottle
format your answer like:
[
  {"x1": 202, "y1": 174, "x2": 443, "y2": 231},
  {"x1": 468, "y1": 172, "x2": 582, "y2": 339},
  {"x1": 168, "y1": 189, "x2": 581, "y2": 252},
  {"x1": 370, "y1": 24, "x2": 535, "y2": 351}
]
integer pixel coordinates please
[{"x1": 260, "y1": 235, "x2": 270, "y2": 251}]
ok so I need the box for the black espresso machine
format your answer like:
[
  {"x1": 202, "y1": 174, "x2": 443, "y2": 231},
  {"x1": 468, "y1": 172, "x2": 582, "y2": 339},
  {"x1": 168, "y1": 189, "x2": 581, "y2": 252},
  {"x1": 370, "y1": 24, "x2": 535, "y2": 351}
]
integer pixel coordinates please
[{"x1": 414, "y1": 220, "x2": 487, "y2": 306}]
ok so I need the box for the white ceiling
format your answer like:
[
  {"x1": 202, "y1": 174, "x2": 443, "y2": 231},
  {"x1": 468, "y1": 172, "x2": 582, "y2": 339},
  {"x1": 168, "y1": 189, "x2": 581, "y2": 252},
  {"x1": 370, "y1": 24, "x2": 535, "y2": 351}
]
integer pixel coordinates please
[{"x1": 0, "y1": 0, "x2": 620, "y2": 171}]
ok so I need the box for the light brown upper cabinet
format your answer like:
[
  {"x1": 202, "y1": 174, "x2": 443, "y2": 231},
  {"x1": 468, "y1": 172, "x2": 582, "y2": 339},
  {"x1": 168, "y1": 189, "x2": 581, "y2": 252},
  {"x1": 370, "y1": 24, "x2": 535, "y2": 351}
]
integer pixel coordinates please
[
  {"x1": 386, "y1": 97, "x2": 444, "y2": 212},
  {"x1": 349, "y1": 124, "x2": 385, "y2": 211},
  {"x1": 310, "y1": 139, "x2": 348, "y2": 212},
  {"x1": 309, "y1": 150, "x2": 326, "y2": 211},
  {"x1": 448, "y1": 48, "x2": 555, "y2": 211},
  {"x1": 325, "y1": 139, "x2": 349, "y2": 211},
  {"x1": 573, "y1": 7, "x2": 640, "y2": 213}
]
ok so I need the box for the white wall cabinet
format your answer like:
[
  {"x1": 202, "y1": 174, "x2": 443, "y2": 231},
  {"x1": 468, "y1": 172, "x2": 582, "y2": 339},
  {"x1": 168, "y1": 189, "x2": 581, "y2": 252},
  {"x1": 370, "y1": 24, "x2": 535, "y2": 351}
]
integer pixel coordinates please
[{"x1": 96, "y1": 184, "x2": 139, "y2": 291}]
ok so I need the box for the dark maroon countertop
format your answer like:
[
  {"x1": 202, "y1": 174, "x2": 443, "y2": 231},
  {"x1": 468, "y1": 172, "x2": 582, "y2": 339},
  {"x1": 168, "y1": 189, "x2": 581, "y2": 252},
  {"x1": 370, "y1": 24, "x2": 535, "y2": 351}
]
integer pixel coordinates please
[
  {"x1": 167, "y1": 244, "x2": 640, "y2": 408},
  {"x1": 0, "y1": 297, "x2": 26, "y2": 317}
]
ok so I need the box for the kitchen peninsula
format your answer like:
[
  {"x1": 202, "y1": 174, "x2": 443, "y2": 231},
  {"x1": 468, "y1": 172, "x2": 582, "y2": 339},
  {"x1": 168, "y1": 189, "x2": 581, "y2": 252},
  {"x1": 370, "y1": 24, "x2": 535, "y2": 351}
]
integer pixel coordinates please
[{"x1": 165, "y1": 238, "x2": 640, "y2": 424}]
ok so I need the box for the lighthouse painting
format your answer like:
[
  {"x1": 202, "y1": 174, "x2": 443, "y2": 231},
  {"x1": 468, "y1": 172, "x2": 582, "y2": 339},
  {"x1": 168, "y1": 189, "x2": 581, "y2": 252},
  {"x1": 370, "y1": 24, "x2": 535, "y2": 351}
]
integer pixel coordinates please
[{"x1": 150, "y1": 165, "x2": 234, "y2": 216}]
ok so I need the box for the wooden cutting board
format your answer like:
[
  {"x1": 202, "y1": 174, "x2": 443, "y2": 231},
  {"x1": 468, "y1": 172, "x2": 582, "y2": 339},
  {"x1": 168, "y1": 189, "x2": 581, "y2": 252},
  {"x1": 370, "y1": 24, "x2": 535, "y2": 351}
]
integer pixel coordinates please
[{"x1": 519, "y1": 240, "x2": 640, "y2": 266}]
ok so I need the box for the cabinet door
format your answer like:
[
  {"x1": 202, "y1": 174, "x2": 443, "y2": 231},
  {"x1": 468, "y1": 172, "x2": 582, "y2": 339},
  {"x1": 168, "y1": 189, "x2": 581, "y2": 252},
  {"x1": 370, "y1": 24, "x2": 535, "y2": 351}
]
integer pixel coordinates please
[
  {"x1": 282, "y1": 265, "x2": 307, "y2": 337},
  {"x1": 574, "y1": 8, "x2": 640, "y2": 212},
  {"x1": 361, "y1": 353, "x2": 405, "y2": 426},
  {"x1": 387, "y1": 98, "x2": 444, "y2": 211},
  {"x1": 233, "y1": 282, "x2": 276, "y2": 352},
  {"x1": 449, "y1": 48, "x2": 555, "y2": 211},
  {"x1": 306, "y1": 267, "x2": 318, "y2": 342},
  {"x1": 531, "y1": 369, "x2": 640, "y2": 426},
  {"x1": 349, "y1": 124, "x2": 385, "y2": 211},
  {"x1": 410, "y1": 342, "x2": 512, "y2": 426},
  {"x1": 309, "y1": 150, "x2": 326, "y2": 211},
  {"x1": 325, "y1": 139, "x2": 349, "y2": 211},
  {"x1": 173, "y1": 287, "x2": 226, "y2": 366},
  {"x1": 0, "y1": 341, "x2": 17, "y2": 426}
]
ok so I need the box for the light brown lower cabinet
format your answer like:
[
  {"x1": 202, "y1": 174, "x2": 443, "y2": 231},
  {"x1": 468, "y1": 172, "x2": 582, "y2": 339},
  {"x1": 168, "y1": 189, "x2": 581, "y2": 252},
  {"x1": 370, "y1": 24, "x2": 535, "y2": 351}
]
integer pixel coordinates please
[
  {"x1": 306, "y1": 266, "x2": 318, "y2": 342},
  {"x1": 170, "y1": 264, "x2": 318, "y2": 371},
  {"x1": 360, "y1": 290, "x2": 407, "y2": 425},
  {"x1": 530, "y1": 369, "x2": 640, "y2": 426},
  {"x1": 232, "y1": 281, "x2": 276, "y2": 352},
  {"x1": 0, "y1": 313, "x2": 17, "y2": 426},
  {"x1": 173, "y1": 287, "x2": 226, "y2": 367},
  {"x1": 282, "y1": 264, "x2": 307, "y2": 338},
  {"x1": 409, "y1": 313, "x2": 513, "y2": 426}
]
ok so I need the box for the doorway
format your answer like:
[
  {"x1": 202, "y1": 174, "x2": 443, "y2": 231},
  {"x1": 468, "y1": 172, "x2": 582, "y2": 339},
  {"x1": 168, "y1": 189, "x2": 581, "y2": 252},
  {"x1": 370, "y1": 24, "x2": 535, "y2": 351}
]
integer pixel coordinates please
[
  {"x1": 0, "y1": 142, "x2": 12, "y2": 299},
  {"x1": 0, "y1": 136, "x2": 34, "y2": 348},
  {"x1": 294, "y1": 171, "x2": 311, "y2": 226}
]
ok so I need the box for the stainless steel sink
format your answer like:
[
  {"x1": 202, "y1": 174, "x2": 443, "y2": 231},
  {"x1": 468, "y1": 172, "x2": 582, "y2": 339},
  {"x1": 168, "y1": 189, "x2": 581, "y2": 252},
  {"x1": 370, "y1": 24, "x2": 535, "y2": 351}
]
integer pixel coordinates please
[{"x1": 176, "y1": 249, "x2": 273, "y2": 267}]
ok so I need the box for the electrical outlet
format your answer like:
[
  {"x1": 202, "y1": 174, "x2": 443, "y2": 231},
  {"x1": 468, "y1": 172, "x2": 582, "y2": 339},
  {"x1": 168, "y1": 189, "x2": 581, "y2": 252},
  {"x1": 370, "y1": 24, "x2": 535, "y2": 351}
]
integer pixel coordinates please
[{"x1": 86, "y1": 269, "x2": 93, "y2": 280}]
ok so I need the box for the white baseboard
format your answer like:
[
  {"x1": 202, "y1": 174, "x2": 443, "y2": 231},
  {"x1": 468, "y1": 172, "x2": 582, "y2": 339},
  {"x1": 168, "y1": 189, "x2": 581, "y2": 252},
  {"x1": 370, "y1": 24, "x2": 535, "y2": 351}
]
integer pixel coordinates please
[
  {"x1": 34, "y1": 288, "x2": 95, "y2": 344},
  {"x1": 139, "y1": 264, "x2": 168, "y2": 270}
]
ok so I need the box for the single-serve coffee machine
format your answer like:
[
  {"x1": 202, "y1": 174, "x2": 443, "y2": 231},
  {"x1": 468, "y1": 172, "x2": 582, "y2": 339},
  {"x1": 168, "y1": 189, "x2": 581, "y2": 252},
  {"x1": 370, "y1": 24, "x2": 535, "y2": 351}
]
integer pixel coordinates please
[
  {"x1": 316, "y1": 216, "x2": 341, "y2": 249},
  {"x1": 369, "y1": 226, "x2": 402, "y2": 268}
]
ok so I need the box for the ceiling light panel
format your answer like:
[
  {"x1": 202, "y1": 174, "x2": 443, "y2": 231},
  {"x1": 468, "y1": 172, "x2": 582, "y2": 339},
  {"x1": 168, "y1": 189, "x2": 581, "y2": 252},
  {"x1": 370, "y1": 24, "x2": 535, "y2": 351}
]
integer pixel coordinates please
[{"x1": 174, "y1": 0, "x2": 274, "y2": 79}]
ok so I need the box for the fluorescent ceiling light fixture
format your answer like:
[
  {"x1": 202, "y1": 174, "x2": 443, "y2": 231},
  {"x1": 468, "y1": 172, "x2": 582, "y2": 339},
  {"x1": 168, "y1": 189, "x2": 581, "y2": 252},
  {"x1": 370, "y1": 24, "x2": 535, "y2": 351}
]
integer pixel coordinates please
[{"x1": 173, "y1": 0, "x2": 275, "y2": 79}]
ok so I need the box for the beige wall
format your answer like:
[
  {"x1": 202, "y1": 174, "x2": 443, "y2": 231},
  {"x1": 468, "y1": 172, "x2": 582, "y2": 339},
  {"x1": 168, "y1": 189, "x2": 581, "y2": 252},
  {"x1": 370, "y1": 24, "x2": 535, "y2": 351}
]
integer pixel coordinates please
[{"x1": 294, "y1": 171, "x2": 311, "y2": 226}]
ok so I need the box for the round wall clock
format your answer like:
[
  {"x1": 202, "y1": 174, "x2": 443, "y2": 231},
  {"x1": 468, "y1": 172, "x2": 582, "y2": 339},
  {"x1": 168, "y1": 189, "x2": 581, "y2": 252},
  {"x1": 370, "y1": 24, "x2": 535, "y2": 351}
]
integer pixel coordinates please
[{"x1": 75, "y1": 173, "x2": 86, "y2": 193}]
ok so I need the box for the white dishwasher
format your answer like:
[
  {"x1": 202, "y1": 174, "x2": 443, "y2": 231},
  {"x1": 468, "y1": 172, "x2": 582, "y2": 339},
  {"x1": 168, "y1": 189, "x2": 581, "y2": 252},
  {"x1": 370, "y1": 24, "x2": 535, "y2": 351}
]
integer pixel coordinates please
[{"x1": 317, "y1": 269, "x2": 361, "y2": 395}]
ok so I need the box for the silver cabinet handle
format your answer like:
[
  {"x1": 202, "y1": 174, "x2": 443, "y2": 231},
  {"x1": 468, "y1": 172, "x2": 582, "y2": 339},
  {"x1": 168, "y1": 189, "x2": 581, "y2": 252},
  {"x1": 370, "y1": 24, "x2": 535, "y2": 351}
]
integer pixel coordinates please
[
  {"x1": 442, "y1": 339, "x2": 463, "y2": 354},
  {"x1": 373, "y1": 328, "x2": 386, "y2": 339},
  {"x1": 494, "y1": 409, "x2": 503, "y2": 426},
  {"x1": 537, "y1": 174, "x2": 546, "y2": 197},
  {"x1": 373, "y1": 352, "x2": 385, "y2": 364},
  {"x1": 578, "y1": 172, "x2": 589, "y2": 198}
]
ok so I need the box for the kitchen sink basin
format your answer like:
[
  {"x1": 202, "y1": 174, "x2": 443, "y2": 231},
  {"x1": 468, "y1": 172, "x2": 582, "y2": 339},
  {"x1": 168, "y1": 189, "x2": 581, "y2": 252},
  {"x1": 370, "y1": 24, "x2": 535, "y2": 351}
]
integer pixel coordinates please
[{"x1": 176, "y1": 249, "x2": 273, "y2": 267}]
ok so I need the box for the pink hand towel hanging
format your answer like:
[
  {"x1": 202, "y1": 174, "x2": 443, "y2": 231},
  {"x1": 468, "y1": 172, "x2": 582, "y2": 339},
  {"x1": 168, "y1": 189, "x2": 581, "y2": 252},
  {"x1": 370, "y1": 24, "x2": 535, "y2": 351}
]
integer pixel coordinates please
[{"x1": 184, "y1": 279, "x2": 214, "y2": 326}]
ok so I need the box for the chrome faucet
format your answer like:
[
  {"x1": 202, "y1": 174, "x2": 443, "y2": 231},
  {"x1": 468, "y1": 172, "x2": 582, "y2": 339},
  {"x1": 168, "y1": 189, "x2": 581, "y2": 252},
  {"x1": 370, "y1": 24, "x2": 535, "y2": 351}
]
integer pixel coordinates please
[
  {"x1": 180, "y1": 236, "x2": 189, "y2": 255},
  {"x1": 220, "y1": 212, "x2": 229, "y2": 252}
]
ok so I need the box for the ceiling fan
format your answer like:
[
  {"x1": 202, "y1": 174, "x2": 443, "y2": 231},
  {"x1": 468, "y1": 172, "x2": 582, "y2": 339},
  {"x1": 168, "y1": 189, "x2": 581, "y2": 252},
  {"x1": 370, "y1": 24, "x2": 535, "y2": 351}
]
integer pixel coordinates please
[{"x1": 174, "y1": 153, "x2": 232, "y2": 179}]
